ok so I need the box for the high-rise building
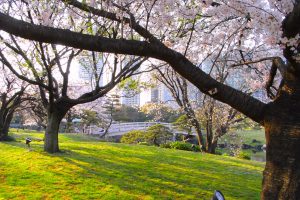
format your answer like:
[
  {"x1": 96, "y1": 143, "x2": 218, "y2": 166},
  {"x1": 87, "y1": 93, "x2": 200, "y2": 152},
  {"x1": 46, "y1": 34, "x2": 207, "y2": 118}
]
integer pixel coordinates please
[
  {"x1": 78, "y1": 55, "x2": 104, "y2": 87},
  {"x1": 120, "y1": 92, "x2": 140, "y2": 107}
]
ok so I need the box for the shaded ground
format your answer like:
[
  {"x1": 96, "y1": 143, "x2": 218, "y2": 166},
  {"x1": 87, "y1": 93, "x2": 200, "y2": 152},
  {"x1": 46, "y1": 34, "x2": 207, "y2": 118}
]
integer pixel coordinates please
[{"x1": 0, "y1": 130, "x2": 264, "y2": 200}]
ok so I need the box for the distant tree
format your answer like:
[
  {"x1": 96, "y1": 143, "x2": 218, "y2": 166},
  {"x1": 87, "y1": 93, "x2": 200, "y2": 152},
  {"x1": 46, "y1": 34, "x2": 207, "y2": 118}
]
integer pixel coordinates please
[
  {"x1": 25, "y1": 94, "x2": 47, "y2": 130},
  {"x1": 80, "y1": 109, "x2": 103, "y2": 133},
  {"x1": 100, "y1": 94, "x2": 120, "y2": 137},
  {"x1": 154, "y1": 62, "x2": 246, "y2": 153},
  {"x1": 120, "y1": 130, "x2": 145, "y2": 144},
  {"x1": 196, "y1": 97, "x2": 245, "y2": 154},
  {"x1": 64, "y1": 107, "x2": 80, "y2": 133},
  {"x1": 112, "y1": 105, "x2": 148, "y2": 122},
  {"x1": 140, "y1": 103, "x2": 180, "y2": 123},
  {"x1": 0, "y1": 68, "x2": 28, "y2": 141},
  {"x1": 154, "y1": 66, "x2": 206, "y2": 151},
  {"x1": 145, "y1": 124, "x2": 173, "y2": 146},
  {"x1": 173, "y1": 115, "x2": 193, "y2": 135},
  {"x1": 0, "y1": 33, "x2": 145, "y2": 153},
  {"x1": 11, "y1": 112, "x2": 25, "y2": 127}
]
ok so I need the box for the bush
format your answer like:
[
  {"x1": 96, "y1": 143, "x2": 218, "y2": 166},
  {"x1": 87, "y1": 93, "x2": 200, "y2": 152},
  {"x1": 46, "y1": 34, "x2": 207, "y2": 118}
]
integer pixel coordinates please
[
  {"x1": 222, "y1": 153, "x2": 230, "y2": 157},
  {"x1": 120, "y1": 130, "x2": 145, "y2": 144},
  {"x1": 138, "y1": 142, "x2": 149, "y2": 146},
  {"x1": 160, "y1": 143, "x2": 171, "y2": 149},
  {"x1": 169, "y1": 141, "x2": 200, "y2": 152},
  {"x1": 236, "y1": 152, "x2": 251, "y2": 160},
  {"x1": 215, "y1": 149, "x2": 223, "y2": 155}
]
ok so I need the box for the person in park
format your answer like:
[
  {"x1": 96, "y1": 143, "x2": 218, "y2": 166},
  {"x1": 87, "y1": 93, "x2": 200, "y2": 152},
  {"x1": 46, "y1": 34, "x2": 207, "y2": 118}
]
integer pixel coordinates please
[{"x1": 0, "y1": 1, "x2": 299, "y2": 199}]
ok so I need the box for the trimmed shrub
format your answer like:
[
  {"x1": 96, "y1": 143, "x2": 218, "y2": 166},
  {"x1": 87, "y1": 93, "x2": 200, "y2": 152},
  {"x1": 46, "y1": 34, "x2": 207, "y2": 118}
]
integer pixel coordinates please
[
  {"x1": 138, "y1": 142, "x2": 149, "y2": 146},
  {"x1": 169, "y1": 141, "x2": 200, "y2": 152},
  {"x1": 160, "y1": 143, "x2": 171, "y2": 149},
  {"x1": 215, "y1": 149, "x2": 223, "y2": 155},
  {"x1": 144, "y1": 124, "x2": 173, "y2": 146},
  {"x1": 120, "y1": 130, "x2": 145, "y2": 144},
  {"x1": 236, "y1": 151, "x2": 251, "y2": 160}
]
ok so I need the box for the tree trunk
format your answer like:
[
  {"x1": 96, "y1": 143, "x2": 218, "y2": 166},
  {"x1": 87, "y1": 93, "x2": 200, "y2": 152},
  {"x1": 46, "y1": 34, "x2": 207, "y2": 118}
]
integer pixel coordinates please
[
  {"x1": 206, "y1": 127, "x2": 218, "y2": 154},
  {"x1": 44, "y1": 109, "x2": 66, "y2": 153},
  {"x1": 0, "y1": 113, "x2": 5, "y2": 141},
  {"x1": 206, "y1": 119, "x2": 213, "y2": 153},
  {"x1": 0, "y1": 124, "x2": 8, "y2": 141},
  {"x1": 261, "y1": 81, "x2": 300, "y2": 199},
  {"x1": 208, "y1": 139, "x2": 218, "y2": 154},
  {"x1": 0, "y1": 112, "x2": 13, "y2": 141},
  {"x1": 192, "y1": 118, "x2": 205, "y2": 151}
]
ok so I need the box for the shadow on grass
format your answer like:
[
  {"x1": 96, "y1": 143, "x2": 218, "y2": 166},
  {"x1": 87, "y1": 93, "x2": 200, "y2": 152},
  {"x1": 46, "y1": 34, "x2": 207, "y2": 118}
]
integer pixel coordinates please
[
  {"x1": 57, "y1": 145, "x2": 262, "y2": 199},
  {"x1": 2, "y1": 139, "x2": 262, "y2": 199}
]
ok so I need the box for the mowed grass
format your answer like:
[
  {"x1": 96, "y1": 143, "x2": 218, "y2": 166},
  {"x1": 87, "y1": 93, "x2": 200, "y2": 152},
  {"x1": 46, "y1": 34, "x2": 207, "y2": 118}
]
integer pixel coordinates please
[
  {"x1": 0, "y1": 130, "x2": 264, "y2": 200},
  {"x1": 219, "y1": 129, "x2": 266, "y2": 145}
]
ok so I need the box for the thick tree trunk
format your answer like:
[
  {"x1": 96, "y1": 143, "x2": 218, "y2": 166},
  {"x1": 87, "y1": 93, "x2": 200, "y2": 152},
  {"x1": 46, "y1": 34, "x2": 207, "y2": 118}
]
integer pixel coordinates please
[
  {"x1": 261, "y1": 81, "x2": 300, "y2": 199},
  {"x1": 205, "y1": 130, "x2": 218, "y2": 154},
  {"x1": 44, "y1": 109, "x2": 66, "y2": 153},
  {"x1": 0, "y1": 112, "x2": 13, "y2": 141},
  {"x1": 0, "y1": 124, "x2": 8, "y2": 141},
  {"x1": 208, "y1": 140, "x2": 218, "y2": 154},
  {"x1": 0, "y1": 113, "x2": 5, "y2": 141}
]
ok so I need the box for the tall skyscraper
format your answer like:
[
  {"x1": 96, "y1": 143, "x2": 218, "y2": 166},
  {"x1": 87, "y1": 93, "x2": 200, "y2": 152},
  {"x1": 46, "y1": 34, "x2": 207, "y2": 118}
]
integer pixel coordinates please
[{"x1": 78, "y1": 55, "x2": 104, "y2": 87}]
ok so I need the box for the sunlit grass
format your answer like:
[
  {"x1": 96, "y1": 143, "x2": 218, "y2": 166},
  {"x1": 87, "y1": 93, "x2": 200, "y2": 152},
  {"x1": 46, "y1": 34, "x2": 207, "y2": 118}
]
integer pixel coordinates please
[{"x1": 0, "y1": 130, "x2": 264, "y2": 200}]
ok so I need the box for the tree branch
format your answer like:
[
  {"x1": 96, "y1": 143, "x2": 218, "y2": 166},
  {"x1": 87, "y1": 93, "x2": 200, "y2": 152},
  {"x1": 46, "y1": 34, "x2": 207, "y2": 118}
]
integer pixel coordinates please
[{"x1": 0, "y1": 12, "x2": 267, "y2": 124}]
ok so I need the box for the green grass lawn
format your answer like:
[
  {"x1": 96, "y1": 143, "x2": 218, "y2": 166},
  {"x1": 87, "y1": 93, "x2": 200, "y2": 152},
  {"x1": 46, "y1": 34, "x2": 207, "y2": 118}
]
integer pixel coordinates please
[
  {"x1": 237, "y1": 129, "x2": 266, "y2": 145},
  {"x1": 218, "y1": 129, "x2": 266, "y2": 161},
  {"x1": 219, "y1": 129, "x2": 265, "y2": 145},
  {"x1": 0, "y1": 130, "x2": 264, "y2": 200}
]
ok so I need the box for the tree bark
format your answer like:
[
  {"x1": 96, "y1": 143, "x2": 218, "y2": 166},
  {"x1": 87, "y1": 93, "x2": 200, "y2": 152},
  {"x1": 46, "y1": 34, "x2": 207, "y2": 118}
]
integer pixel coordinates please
[
  {"x1": 0, "y1": 112, "x2": 14, "y2": 141},
  {"x1": 208, "y1": 140, "x2": 218, "y2": 154},
  {"x1": 261, "y1": 79, "x2": 300, "y2": 200},
  {"x1": 206, "y1": 119, "x2": 216, "y2": 153},
  {"x1": 44, "y1": 108, "x2": 67, "y2": 153},
  {"x1": 0, "y1": 124, "x2": 8, "y2": 141},
  {"x1": 189, "y1": 115, "x2": 205, "y2": 151}
]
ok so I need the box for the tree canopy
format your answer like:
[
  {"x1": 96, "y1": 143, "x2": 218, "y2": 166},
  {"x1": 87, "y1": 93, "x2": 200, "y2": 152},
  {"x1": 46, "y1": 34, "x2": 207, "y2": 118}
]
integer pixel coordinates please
[{"x1": 0, "y1": 0, "x2": 300, "y2": 199}]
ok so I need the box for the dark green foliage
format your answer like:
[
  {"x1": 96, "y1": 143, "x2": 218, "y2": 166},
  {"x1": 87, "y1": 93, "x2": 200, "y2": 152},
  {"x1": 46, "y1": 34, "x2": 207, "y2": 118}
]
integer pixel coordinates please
[
  {"x1": 160, "y1": 143, "x2": 171, "y2": 149},
  {"x1": 80, "y1": 110, "x2": 102, "y2": 126},
  {"x1": 112, "y1": 105, "x2": 148, "y2": 122},
  {"x1": 165, "y1": 141, "x2": 200, "y2": 152},
  {"x1": 137, "y1": 142, "x2": 149, "y2": 146},
  {"x1": 121, "y1": 124, "x2": 173, "y2": 146},
  {"x1": 120, "y1": 130, "x2": 145, "y2": 144},
  {"x1": 144, "y1": 124, "x2": 173, "y2": 146},
  {"x1": 215, "y1": 149, "x2": 223, "y2": 155},
  {"x1": 173, "y1": 115, "x2": 193, "y2": 134},
  {"x1": 236, "y1": 152, "x2": 251, "y2": 160}
]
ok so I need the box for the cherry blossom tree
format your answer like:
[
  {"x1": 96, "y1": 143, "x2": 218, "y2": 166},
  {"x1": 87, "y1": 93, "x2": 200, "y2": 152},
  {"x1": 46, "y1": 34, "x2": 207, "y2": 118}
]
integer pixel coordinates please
[
  {"x1": 0, "y1": 2, "x2": 146, "y2": 152},
  {"x1": 0, "y1": 67, "x2": 28, "y2": 140},
  {"x1": 154, "y1": 67, "x2": 206, "y2": 150},
  {"x1": 0, "y1": 0, "x2": 299, "y2": 198}
]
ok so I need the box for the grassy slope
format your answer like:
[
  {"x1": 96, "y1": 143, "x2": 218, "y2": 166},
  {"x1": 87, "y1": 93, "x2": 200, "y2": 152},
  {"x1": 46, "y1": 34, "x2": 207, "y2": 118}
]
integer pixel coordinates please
[
  {"x1": 0, "y1": 131, "x2": 264, "y2": 200},
  {"x1": 219, "y1": 129, "x2": 266, "y2": 145}
]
